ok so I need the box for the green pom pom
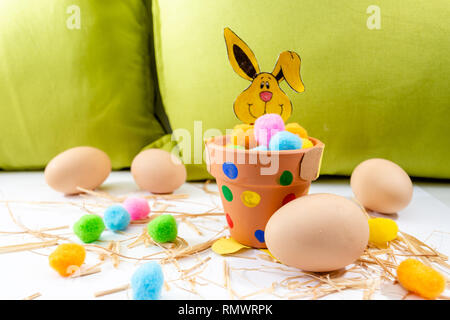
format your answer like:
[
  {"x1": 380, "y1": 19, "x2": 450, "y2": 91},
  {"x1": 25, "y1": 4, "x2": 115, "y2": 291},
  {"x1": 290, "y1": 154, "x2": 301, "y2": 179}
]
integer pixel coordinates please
[
  {"x1": 147, "y1": 215, "x2": 177, "y2": 243},
  {"x1": 73, "y1": 215, "x2": 105, "y2": 243}
]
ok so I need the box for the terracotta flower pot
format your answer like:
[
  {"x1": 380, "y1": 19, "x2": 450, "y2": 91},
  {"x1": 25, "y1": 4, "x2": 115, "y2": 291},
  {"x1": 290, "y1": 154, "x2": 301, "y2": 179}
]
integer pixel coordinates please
[{"x1": 205, "y1": 135, "x2": 325, "y2": 248}]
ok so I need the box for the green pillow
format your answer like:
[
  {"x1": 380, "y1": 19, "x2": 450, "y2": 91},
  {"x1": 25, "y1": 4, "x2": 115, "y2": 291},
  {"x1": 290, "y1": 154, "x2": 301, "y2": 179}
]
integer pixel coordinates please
[
  {"x1": 151, "y1": 0, "x2": 450, "y2": 179},
  {"x1": 0, "y1": 0, "x2": 164, "y2": 170}
]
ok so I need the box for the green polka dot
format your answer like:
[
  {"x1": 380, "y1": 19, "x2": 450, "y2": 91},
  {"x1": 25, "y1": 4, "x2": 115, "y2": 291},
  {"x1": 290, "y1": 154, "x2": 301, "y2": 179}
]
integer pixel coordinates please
[
  {"x1": 222, "y1": 185, "x2": 233, "y2": 201},
  {"x1": 279, "y1": 170, "x2": 293, "y2": 186}
]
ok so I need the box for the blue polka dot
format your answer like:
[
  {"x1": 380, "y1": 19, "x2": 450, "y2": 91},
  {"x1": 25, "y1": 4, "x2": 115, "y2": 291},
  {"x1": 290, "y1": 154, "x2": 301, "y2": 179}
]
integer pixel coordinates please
[
  {"x1": 222, "y1": 162, "x2": 238, "y2": 179},
  {"x1": 254, "y1": 230, "x2": 265, "y2": 243}
]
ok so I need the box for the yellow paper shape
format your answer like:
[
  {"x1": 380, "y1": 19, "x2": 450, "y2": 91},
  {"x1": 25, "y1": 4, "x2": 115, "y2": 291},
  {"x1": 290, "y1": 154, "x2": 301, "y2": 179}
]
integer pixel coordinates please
[
  {"x1": 224, "y1": 28, "x2": 304, "y2": 124},
  {"x1": 259, "y1": 249, "x2": 280, "y2": 263},
  {"x1": 272, "y1": 51, "x2": 305, "y2": 93},
  {"x1": 212, "y1": 237, "x2": 249, "y2": 255},
  {"x1": 224, "y1": 28, "x2": 260, "y2": 82}
]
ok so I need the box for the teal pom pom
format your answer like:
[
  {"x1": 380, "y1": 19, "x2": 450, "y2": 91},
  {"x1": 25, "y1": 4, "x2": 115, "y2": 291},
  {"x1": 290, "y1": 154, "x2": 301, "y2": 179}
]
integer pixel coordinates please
[
  {"x1": 147, "y1": 214, "x2": 177, "y2": 243},
  {"x1": 104, "y1": 205, "x2": 130, "y2": 231},
  {"x1": 131, "y1": 262, "x2": 164, "y2": 300},
  {"x1": 269, "y1": 131, "x2": 302, "y2": 151},
  {"x1": 73, "y1": 215, "x2": 105, "y2": 243}
]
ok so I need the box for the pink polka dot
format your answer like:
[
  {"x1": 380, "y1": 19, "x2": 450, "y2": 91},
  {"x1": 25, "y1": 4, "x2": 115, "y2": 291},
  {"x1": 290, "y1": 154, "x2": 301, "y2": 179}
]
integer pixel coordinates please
[
  {"x1": 282, "y1": 193, "x2": 296, "y2": 206},
  {"x1": 226, "y1": 214, "x2": 233, "y2": 228}
]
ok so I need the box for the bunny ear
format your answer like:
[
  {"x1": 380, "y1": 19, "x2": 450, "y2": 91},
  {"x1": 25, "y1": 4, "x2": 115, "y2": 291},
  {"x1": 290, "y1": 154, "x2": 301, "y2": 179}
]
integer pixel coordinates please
[
  {"x1": 272, "y1": 51, "x2": 305, "y2": 93},
  {"x1": 224, "y1": 28, "x2": 260, "y2": 81}
]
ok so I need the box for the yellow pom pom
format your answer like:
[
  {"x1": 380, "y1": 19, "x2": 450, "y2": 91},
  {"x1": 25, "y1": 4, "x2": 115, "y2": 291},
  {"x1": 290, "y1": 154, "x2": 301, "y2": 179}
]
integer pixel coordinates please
[
  {"x1": 233, "y1": 124, "x2": 253, "y2": 132},
  {"x1": 49, "y1": 243, "x2": 86, "y2": 277},
  {"x1": 368, "y1": 218, "x2": 398, "y2": 245},
  {"x1": 397, "y1": 259, "x2": 446, "y2": 299},
  {"x1": 230, "y1": 124, "x2": 256, "y2": 149},
  {"x1": 301, "y1": 138, "x2": 314, "y2": 149},
  {"x1": 285, "y1": 122, "x2": 308, "y2": 139}
]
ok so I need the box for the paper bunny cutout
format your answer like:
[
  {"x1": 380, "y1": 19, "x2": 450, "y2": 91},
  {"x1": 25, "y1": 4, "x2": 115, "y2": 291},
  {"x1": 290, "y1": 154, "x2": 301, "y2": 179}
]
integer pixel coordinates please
[{"x1": 224, "y1": 28, "x2": 305, "y2": 124}]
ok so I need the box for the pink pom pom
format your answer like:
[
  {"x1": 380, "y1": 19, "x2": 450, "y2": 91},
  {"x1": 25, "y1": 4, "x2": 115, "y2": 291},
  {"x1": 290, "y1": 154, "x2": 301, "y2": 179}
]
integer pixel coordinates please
[
  {"x1": 123, "y1": 197, "x2": 150, "y2": 220},
  {"x1": 254, "y1": 114, "x2": 285, "y2": 146}
]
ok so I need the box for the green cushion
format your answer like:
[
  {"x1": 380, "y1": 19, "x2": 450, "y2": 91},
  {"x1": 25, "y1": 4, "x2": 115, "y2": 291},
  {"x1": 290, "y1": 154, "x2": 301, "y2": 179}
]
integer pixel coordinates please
[
  {"x1": 0, "y1": 0, "x2": 164, "y2": 170},
  {"x1": 152, "y1": 0, "x2": 450, "y2": 179}
]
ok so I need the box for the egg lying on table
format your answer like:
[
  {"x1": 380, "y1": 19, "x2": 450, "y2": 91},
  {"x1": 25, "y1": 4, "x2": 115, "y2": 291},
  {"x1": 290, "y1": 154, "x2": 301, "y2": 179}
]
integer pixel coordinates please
[
  {"x1": 265, "y1": 194, "x2": 369, "y2": 272},
  {"x1": 351, "y1": 158, "x2": 413, "y2": 214},
  {"x1": 45, "y1": 146, "x2": 111, "y2": 195},
  {"x1": 131, "y1": 149, "x2": 186, "y2": 194}
]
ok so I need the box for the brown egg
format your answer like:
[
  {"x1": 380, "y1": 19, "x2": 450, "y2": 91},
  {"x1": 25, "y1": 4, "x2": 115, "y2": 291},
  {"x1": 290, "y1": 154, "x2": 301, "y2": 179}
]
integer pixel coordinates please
[
  {"x1": 265, "y1": 194, "x2": 369, "y2": 272},
  {"x1": 351, "y1": 158, "x2": 413, "y2": 214},
  {"x1": 45, "y1": 146, "x2": 111, "y2": 195},
  {"x1": 131, "y1": 149, "x2": 186, "y2": 194}
]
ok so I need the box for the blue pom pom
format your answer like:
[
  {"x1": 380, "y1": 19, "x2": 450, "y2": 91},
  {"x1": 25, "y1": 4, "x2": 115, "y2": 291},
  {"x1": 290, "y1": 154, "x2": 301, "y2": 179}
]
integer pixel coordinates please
[
  {"x1": 131, "y1": 262, "x2": 164, "y2": 300},
  {"x1": 269, "y1": 131, "x2": 303, "y2": 151},
  {"x1": 251, "y1": 145, "x2": 268, "y2": 151},
  {"x1": 103, "y1": 205, "x2": 130, "y2": 231}
]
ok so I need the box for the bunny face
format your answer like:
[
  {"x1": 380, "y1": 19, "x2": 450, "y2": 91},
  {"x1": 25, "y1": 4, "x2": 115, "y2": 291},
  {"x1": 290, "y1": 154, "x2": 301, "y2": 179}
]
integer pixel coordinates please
[
  {"x1": 224, "y1": 28, "x2": 305, "y2": 124},
  {"x1": 234, "y1": 72, "x2": 292, "y2": 124}
]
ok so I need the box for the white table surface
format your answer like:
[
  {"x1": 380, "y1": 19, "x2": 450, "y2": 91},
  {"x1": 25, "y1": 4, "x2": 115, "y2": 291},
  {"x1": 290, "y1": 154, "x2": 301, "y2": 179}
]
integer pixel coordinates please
[{"x1": 0, "y1": 171, "x2": 448, "y2": 300}]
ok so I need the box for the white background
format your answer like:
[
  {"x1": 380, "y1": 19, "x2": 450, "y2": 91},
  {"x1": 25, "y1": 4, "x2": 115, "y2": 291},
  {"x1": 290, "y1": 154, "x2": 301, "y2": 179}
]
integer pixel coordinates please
[{"x1": 0, "y1": 172, "x2": 448, "y2": 300}]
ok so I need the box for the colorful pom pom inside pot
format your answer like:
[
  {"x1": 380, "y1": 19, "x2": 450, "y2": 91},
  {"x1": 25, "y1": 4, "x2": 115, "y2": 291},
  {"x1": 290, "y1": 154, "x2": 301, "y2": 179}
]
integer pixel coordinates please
[{"x1": 205, "y1": 135, "x2": 324, "y2": 248}]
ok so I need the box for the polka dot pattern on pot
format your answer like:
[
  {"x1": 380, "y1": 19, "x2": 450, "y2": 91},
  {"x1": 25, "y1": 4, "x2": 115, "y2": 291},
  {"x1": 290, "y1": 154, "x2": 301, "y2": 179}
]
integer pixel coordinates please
[
  {"x1": 254, "y1": 230, "x2": 265, "y2": 243},
  {"x1": 226, "y1": 214, "x2": 233, "y2": 228},
  {"x1": 282, "y1": 193, "x2": 296, "y2": 206},
  {"x1": 221, "y1": 185, "x2": 233, "y2": 202},
  {"x1": 240, "y1": 190, "x2": 261, "y2": 207},
  {"x1": 222, "y1": 162, "x2": 238, "y2": 179},
  {"x1": 279, "y1": 170, "x2": 293, "y2": 186}
]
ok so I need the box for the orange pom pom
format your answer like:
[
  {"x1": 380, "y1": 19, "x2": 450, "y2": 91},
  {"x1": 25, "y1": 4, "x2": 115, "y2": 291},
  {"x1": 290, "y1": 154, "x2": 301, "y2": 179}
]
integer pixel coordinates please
[
  {"x1": 49, "y1": 243, "x2": 86, "y2": 277},
  {"x1": 285, "y1": 123, "x2": 308, "y2": 139},
  {"x1": 397, "y1": 259, "x2": 446, "y2": 299},
  {"x1": 231, "y1": 124, "x2": 257, "y2": 149}
]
